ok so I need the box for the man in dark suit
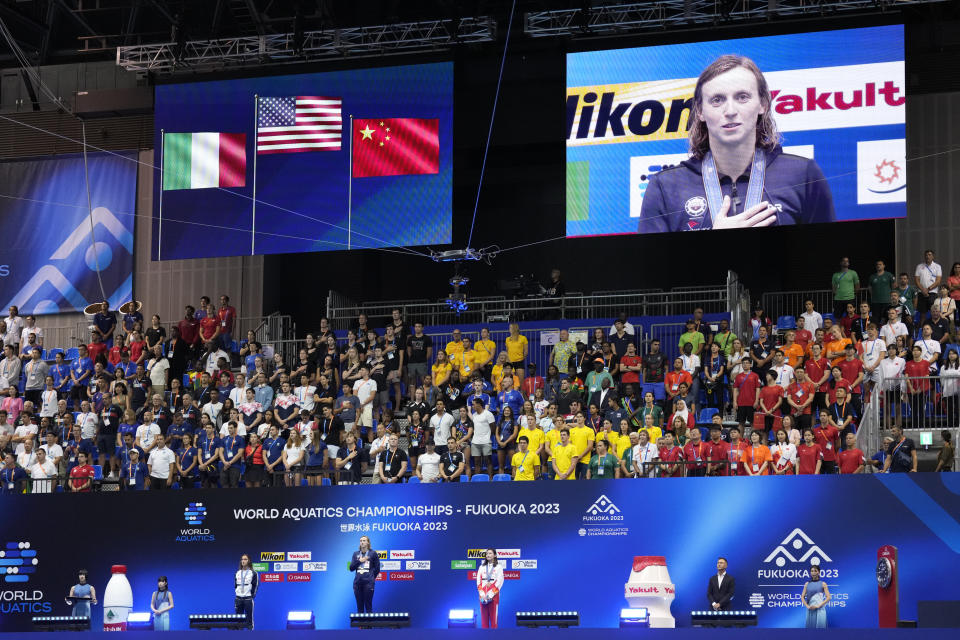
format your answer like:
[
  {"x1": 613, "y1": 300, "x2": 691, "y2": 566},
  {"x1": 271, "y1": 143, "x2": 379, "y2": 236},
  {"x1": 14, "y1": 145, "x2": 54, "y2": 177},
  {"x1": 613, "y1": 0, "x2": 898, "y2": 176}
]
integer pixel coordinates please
[{"x1": 707, "y1": 557, "x2": 735, "y2": 610}]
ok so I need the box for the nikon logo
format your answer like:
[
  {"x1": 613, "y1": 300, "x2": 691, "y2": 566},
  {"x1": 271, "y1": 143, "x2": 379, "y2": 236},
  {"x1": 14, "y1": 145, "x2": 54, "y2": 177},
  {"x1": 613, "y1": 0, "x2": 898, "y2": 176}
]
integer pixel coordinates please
[
  {"x1": 466, "y1": 549, "x2": 487, "y2": 559},
  {"x1": 260, "y1": 552, "x2": 284, "y2": 561}
]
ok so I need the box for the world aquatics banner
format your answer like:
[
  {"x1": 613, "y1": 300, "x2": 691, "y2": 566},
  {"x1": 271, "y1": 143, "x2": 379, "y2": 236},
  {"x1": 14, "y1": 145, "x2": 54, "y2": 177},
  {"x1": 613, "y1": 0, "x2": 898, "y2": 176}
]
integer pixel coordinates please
[
  {"x1": 3, "y1": 474, "x2": 960, "y2": 631},
  {"x1": 0, "y1": 152, "x2": 136, "y2": 315},
  {"x1": 153, "y1": 61, "x2": 453, "y2": 259},
  {"x1": 566, "y1": 25, "x2": 905, "y2": 237}
]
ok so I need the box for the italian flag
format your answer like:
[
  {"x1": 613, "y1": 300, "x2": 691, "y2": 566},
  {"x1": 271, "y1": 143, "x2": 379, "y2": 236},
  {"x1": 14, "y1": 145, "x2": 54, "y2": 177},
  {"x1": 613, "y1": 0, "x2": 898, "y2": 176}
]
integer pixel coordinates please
[{"x1": 162, "y1": 132, "x2": 247, "y2": 190}]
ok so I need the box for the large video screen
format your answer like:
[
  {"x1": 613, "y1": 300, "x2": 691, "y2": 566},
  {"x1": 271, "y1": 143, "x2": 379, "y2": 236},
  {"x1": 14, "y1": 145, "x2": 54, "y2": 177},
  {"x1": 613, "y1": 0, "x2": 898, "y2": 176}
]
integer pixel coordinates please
[
  {"x1": 566, "y1": 25, "x2": 905, "y2": 237},
  {"x1": 153, "y1": 62, "x2": 452, "y2": 259}
]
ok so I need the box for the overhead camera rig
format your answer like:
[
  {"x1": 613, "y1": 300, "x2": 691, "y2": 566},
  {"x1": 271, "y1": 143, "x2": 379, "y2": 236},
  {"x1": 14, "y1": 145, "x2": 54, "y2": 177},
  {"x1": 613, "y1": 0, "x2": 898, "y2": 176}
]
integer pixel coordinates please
[{"x1": 428, "y1": 246, "x2": 500, "y2": 314}]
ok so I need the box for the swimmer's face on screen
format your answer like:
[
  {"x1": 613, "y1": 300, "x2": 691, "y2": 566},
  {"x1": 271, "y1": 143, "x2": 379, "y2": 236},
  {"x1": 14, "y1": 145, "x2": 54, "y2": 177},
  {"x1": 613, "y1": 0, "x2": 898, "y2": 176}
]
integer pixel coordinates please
[{"x1": 698, "y1": 66, "x2": 765, "y2": 150}]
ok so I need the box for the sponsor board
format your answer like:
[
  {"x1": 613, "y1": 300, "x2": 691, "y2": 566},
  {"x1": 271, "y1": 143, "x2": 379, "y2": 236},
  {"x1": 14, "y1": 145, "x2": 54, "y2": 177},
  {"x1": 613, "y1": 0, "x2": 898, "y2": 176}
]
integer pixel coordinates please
[
  {"x1": 469, "y1": 548, "x2": 521, "y2": 559},
  {"x1": 755, "y1": 529, "x2": 848, "y2": 610},
  {"x1": 469, "y1": 571, "x2": 521, "y2": 581},
  {"x1": 261, "y1": 573, "x2": 284, "y2": 583},
  {"x1": 273, "y1": 562, "x2": 298, "y2": 572},
  {"x1": 251, "y1": 562, "x2": 269, "y2": 573},
  {"x1": 406, "y1": 561, "x2": 431, "y2": 570},
  {"x1": 380, "y1": 561, "x2": 401, "y2": 571},
  {"x1": 260, "y1": 552, "x2": 284, "y2": 561},
  {"x1": 375, "y1": 572, "x2": 386, "y2": 582},
  {"x1": 857, "y1": 139, "x2": 906, "y2": 204},
  {"x1": 287, "y1": 551, "x2": 311, "y2": 561},
  {"x1": 451, "y1": 560, "x2": 476, "y2": 570},
  {"x1": 375, "y1": 550, "x2": 388, "y2": 560},
  {"x1": 512, "y1": 560, "x2": 537, "y2": 569},
  {"x1": 302, "y1": 562, "x2": 327, "y2": 572},
  {"x1": 627, "y1": 585, "x2": 675, "y2": 596},
  {"x1": 286, "y1": 573, "x2": 311, "y2": 583},
  {"x1": 389, "y1": 572, "x2": 415, "y2": 581},
  {"x1": 390, "y1": 550, "x2": 415, "y2": 560}
]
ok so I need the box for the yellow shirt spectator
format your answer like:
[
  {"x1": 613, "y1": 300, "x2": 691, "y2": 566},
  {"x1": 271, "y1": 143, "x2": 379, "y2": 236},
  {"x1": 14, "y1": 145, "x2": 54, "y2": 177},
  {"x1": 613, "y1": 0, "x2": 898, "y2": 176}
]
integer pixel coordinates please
[
  {"x1": 511, "y1": 450, "x2": 539, "y2": 480},
  {"x1": 552, "y1": 443, "x2": 578, "y2": 480},
  {"x1": 639, "y1": 426, "x2": 663, "y2": 444},
  {"x1": 474, "y1": 338, "x2": 496, "y2": 368},
  {"x1": 518, "y1": 426, "x2": 545, "y2": 456},
  {"x1": 432, "y1": 361, "x2": 452, "y2": 387},
  {"x1": 445, "y1": 338, "x2": 465, "y2": 369},
  {"x1": 616, "y1": 434, "x2": 632, "y2": 460},
  {"x1": 459, "y1": 349, "x2": 478, "y2": 379},
  {"x1": 595, "y1": 429, "x2": 618, "y2": 457},
  {"x1": 569, "y1": 425, "x2": 595, "y2": 466},
  {"x1": 506, "y1": 333, "x2": 528, "y2": 363},
  {"x1": 544, "y1": 429, "x2": 561, "y2": 461}
]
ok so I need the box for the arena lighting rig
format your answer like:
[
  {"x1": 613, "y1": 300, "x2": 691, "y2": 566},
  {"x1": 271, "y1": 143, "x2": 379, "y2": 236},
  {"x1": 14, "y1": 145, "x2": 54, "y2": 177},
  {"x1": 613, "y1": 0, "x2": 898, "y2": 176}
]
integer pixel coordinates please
[{"x1": 428, "y1": 247, "x2": 501, "y2": 315}]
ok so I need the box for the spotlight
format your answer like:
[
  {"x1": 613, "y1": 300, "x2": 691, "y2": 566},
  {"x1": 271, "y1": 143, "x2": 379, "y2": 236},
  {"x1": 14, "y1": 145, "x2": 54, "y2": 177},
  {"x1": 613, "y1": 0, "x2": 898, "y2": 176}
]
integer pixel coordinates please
[
  {"x1": 690, "y1": 610, "x2": 758, "y2": 627},
  {"x1": 448, "y1": 608, "x2": 477, "y2": 628},
  {"x1": 620, "y1": 607, "x2": 650, "y2": 628},
  {"x1": 516, "y1": 610, "x2": 580, "y2": 628},
  {"x1": 349, "y1": 612, "x2": 411, "y2": 629},
  {"x1": 286, "y1": 610, "x2": 315, "y2": 630},
  {"x1": 127, "y1": 612, "x2": 153, "y2": 631},
  {"x1": 31, "y1": 616, "x2": 90, "y2": 631}
]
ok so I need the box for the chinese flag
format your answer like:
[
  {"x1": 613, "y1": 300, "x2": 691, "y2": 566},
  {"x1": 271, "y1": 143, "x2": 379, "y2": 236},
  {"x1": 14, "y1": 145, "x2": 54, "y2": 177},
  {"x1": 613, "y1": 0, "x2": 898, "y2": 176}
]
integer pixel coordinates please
[{"x1": 352, "y1": 118, "x2": 439, "y2": 178}]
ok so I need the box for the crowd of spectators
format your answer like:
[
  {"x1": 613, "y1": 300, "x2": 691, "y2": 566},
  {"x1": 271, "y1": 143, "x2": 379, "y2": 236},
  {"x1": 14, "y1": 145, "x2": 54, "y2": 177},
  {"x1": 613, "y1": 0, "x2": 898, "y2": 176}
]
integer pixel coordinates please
[{"x1": 0, "y1": 251, "x2": 957, "y2": 493}]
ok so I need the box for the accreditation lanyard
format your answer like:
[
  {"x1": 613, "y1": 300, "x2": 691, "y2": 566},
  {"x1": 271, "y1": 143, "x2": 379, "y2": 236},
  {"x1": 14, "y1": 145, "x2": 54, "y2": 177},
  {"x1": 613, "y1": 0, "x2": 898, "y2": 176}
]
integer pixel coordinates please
[
  {"x1": 701, "y1": 149, "x2": 766, "y2": 224},
  {"x1": 833, "y1": 402, "x2": 848, "y2": 423}
]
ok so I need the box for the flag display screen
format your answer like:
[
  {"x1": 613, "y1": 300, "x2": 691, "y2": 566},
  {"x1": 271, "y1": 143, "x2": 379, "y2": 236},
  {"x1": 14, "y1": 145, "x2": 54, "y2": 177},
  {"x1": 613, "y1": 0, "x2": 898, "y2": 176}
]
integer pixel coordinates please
[
  {"x1": 153, "y1": 62, "x2": 452, "y2": 259},
  {"x1": 566, "y1": 25, "x2": 905, "y2": 237}
]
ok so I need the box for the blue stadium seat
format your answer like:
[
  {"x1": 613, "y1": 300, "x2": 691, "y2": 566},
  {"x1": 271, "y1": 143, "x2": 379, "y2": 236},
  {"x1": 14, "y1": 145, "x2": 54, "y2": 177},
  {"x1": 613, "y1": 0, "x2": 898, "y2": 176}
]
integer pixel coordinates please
[
  {"x1": 47, "y1": 348, "x2": 64, "y2": 360},
  {"x1": 822, "y1": 313, "x2": 835, "y2": 323},
  {"x1": 492, "y1": 474, "x2": 511, "y2": 482},
  {"x1": 92, "y1": 465, "x2": 103, "y2": 481},
  {"x1": 698, "y1": 408, "x2": 719, "y2": 424},
  {"x1": 321, "y1": 477, "x2": 331, "y2": 486},
  {"x1": 470, "y1": 474, "x2": 490, "y2": 482},
  {"x1": 65, "y1": 348, "x2": 79, "y2": 361},
  {"x1": 407, "y1": 476, "x2": 420, "y2": 484},
  {"x1": 777, "y1": 315, "x2": 796, "y2": 330},
  {"x1": 459, "y1": 475, "x2": 468, "y2": 482},
  {"x1": 182, "y1": 374, "x2": 191, "y2": 387},
  {"x1": 642, "y1": 382, "x2": 665, "y2": 402}
]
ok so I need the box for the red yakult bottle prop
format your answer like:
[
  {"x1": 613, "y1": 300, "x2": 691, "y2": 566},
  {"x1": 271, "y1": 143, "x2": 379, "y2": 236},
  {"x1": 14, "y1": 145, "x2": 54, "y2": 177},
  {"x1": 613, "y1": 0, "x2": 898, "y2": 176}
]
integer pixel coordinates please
[
  {"x1": 103, "y1": 565, "x2": 133, "y2": 631},
  {"x1": 624, "y1": 555, "x2": 676, "y2": 628}
]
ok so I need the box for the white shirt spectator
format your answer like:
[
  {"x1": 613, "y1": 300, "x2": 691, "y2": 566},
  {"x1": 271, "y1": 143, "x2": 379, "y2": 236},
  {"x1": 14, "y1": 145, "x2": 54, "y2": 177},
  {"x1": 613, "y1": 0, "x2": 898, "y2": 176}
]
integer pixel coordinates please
[
  {"x1": 219, "y1": 422, "x2": 248, "y2": 437},
  {"x1": 0, "y1": 356, "x2": 20, "y2": 389},
  {"x1": 915, "y1": 260, "x2": 943, "y2": 295},
  {"x1": 680, "y1": 353, "x2": 701, "y2": 377},
  {"x1": 148, "y1": 356, "x2": 170, "y2": 387},
  {"x1": 295, "y1": 385, "x2": 317, "y2": 411},
  {"x1": 30, "y1": 459, "x2": 57, "y2": 493},
  {"x1": 608, "y1": 321, "x2": 636, "y2": 336},
  {"x1": 77, "y1": 411, "x2": 98, "y2": 440},
  {"x1": 41, "y1": 442, "x2": 63, "y2": 464},
  {"x1": 13, "y1": 424, "x2": 37, "y2": 456},
  {"x1": 470, "y1": 409, "x2": 495, "y2": 445},
  {"x1": 5, "y1": 315, "x2": 24, "y2": 342},
  {"x1": 861, "y1": 338, "x2": 886, "y2": 370},
  {"x1": 916, "y1": 338, "x2": 942, "y2": 367},
  {"x1": 136, "y1": 422, "x2": 161, "y2": 449},
  {"x1": 39, "y1": 389, "x2": 58, "y2": 417},
  {"x1": 878, "y1": 357, "x2": 906, "y2": 391},
  {"x1": 726, "y1": 351, "x2": 746, "y2": 378},
  {"x1": 148, "y1": 445, "x2": 176, "y2": 479},
  {"x1": 771, "y1": 363, "x2": 795, "y2": 388},
  {"x1": 880, "y1": 321, "x2": 908, "y2": 347},
  {"x1": 284, "y1": 442, "x2": 307, "y2": 466},
  {"x1": 353, "y1": 378, "x2": 377, "y2": 406},
  {"x1": 0, "y1": 330, "x2": 12, "y2": 348},
  {"x1": 539, "y1": 415, "x2": 554, "y2": 432},
  {"x1": 20, "y1": 326, "x2": 42, "y2": 347},
  {"x1": 417, "y1": 451, "x2": 441, "y2": 481},
  {"x1": 229, "y1": 385, "x2": 248, "y2": 407},
  {"x1": 800, "y1": 311, "x2": 823, "y2": 331},
  {"x1": 941, "y1": 365, "x2": 960, "y2": 398},
  {"x1": 202, "y1": 401, "x2": 225, "y2": 427},
  {"x1": 632, "y1": 442, "x2": 660, "y2": 477},
  {"x1": 205, "y1": 349, "x2": 229, "y2": 375},
  {"x1": 429, "y1": 411, "x2": 455, "y2": 444},
  {"x1": 771, "y1": 443, "x2": 798, "y2": 472},
  {"x1": 17, "y1": 449, "x2": 37, "y2": 469}
]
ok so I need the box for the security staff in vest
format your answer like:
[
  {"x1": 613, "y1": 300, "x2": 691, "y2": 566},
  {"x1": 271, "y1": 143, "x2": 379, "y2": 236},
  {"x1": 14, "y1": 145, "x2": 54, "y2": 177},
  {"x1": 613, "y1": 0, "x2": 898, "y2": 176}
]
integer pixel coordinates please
[
  {"x1": 707, "y1": 556, "x2": 735, "y2": 611},
  {"x1": 234, "y1": 553, "x2": 259, "y2": 629},
  {"x1": 349, "y1": 535, "x2": 380, "y2": 613},
  {"x1": 638, "y1": 55, "x2": 835, "y2": 233}
]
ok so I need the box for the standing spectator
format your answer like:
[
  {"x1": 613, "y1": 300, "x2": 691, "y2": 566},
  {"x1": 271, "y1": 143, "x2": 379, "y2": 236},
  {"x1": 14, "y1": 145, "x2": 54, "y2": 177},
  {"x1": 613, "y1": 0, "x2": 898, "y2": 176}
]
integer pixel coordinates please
[
  {"x1": 800, "y1": 300, "x2": 823, "y2": 332},
  {"x1": 468, "y1": 398, "x2": 496, "y2": 476},
  {"x1": 586, "y1": 437, "x2": 618, "y2": 479},
  {"x1": 914, "y1": 249, "x2": 942, "y2": 318},
  {"x1": 569, "y1": 412, "x2": 595, "y2": 479},
  {"x1": 664, "y1": 357, "x2": 693, "y2": 409},
  {"x1": 68, "y1": 450, "x2": 95, "y2": 491},
  {"x1": 947, "y1": 263, "x2": 960, "y2": 322},
  {"x1": 915, "y1": 324, "x2": 942, "y2": 373},
  {"x1": 551, "y1": 428, "x2": 579, "y2": 480},
  {"x1": 23, "y1": 348, "x2": 48, "y2": 407},
  {"x1": 474, "y1": 327, "x2": 496, "y2": 381},
  {"x1": 831, "y1": 257, "x2": 860, "y2": 319},
  {"x1": 935, "y1": 430, "x2": 954, "y2": 472},
  {"x1": 19, "y1": 315, "x2": 43, "y2": 349},
  {"x1": 933, "y1": 285, "x2": 956, "y2": 322},
  {"x1": 895, "y1": 272, "x2": 919, "y2": 320},
  {"x1": 786, "y1": 368, "x2": 816, "y2": 432},
  {"x1": 146, "y1": 344, "x2": 170, "y2": 398},
  {"x1": 29, "y1": 447, "x2": 57, "y2": 493},
  {"x1": 794, "y1": 316, "x2": 812, "y2": 351},
  {"x1": 796, "y1": 429, "x2": 823, "y2": 475},
  {"x1": 405, "y1": 322, "x2": 433, "y2": 400},
  {"x1": 813, "y1": 410, "x2": 840, "y2": 473},
  {"x1": 609, "y1": 320, "x2": 632, "y2": 357},
  {"x1": 837, "y1": 433, "x2": 865, "y2": 473},
  {"x1": 868, "y1": 260, "x2": 897, "y2": 311},
  {"x1": 92, "y1": 303, "x2": 118, "y2": 348},
  {"x1": 218, "y1": 295, "x2": 237, "y2": 351},
  {"x1": 282, "y1": 430, "x2": 307, "y2": 487},
  {"x1": 883, "y1": 424, "x2": 917, "y2": 473},
  {"x1": 376, "y1": 433, "x2": 408, "y2": 484},
  {"x1": 679, "y1": 319, "x2": 706, "y2": 357},
  {"x1": 416, "y1": 438, "x2": 441, "y2": 482},
  {"x1": 120, "y1": 448, "x2": 148, "y2": 490},
  {"x1": 904, "y1": 345, "x2": 931, "y2": 429},
  {"x1": 550, "y1": 330, "x2": 578, "y2": 374},
  {"x1": 732, "y1": 358, "x2": 761, "y2": 430},
  {"x1": 757, "y1": 371, "x2": 784, "y2": 433},
  {"x1": 745, "y1": 429, "x2": 772, "y2": 476},
  {"x1": 771, "y1": 428, "x2": 797, "y2": 475},
  {"x1": 880, "y1": 307, "x2": 909, "y2": 349},
  {"x1": 941, "y1": 350, "x2": 960, "y2": 430},
  {"x1": 0, "y1": 345, "x2": 21, "y2": 393},
  {"x1": 504, "y1": 323, "x2": 528, "y2": 384},
  {"x1": 177, "y1": 306, "x2": 201, "y2": 361},
  {"x1": 749, "y1": 303, "x2": 772, "y2": 341},
  {"x1": 147, "y1": 434, "x2": 175, "y2": 490},
  {"x1": 750, "y1": 325, "x2": 775, "y2": 380},
  {"x1": 642, "y1": 339, "x2": 667, "y2": 395},
  {"x1": 5, "y1": 306, "x2": 23, "y2": 352}
]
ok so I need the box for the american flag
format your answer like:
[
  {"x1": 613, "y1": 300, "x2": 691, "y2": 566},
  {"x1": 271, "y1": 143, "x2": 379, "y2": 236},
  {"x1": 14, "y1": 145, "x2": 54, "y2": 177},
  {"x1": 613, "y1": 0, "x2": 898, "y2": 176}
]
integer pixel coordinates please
[{"x1": 256, "y1": 96, "x2": 342, "y2": 154}]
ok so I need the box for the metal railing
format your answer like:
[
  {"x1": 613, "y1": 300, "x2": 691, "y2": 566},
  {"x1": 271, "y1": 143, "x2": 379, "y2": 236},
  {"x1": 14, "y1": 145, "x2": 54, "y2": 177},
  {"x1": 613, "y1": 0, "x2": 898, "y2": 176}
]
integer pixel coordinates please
[
  {"x1": 326, "y1": 271, "x2": 749, "y2": 332},
  {"x1": 761, "y1": 289, "x2": 872, "y2": 327}
]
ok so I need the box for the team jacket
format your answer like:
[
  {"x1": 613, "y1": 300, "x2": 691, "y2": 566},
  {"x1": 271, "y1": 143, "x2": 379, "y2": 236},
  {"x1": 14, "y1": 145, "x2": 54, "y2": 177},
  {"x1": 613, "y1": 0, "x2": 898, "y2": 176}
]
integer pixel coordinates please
[{"x1": 638, "y1": 146, "x2": 835, "y2": 233}]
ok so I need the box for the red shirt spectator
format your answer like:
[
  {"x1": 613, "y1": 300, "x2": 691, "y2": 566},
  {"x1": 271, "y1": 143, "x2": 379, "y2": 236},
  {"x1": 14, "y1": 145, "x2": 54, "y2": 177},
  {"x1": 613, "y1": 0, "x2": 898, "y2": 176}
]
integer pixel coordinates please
[
  {"x1": 521, "y1": 374, "x2": 545, "y2": 399},
  {"x1": 786, "y1": 379, "x2": 816, "y2": 415},
  {"x1": 129, "y1": 339, "x2": 146, "y2": 363},
  {"x1": 796, "y1": 442, "x2": 824, "y2": 474},
  {"x1": 218, "y1": 303, "x2": 237, "y2": 334},
  {"x1": 826, "y1": 379, "x2": 852, "y2": 406},
  {"x1": 658, "y1": 443, "x2": 684, "y2": 478},
  {"x1": 813, "y1": 424, "x2": 840, "y2": 462},
  {"x1": 178, "y1": 316, "x2": 200, "y2": 346},
  {"x1": 804, "y1": 356, "x2": 831, "y2": 392},
  {"x1": 733, "y1": 371, "x2": 762, "y2": 407},
  {"x1": 245, "y1": 442, "x2": 264, "y2": 466},
  {"x1": 199, "y1": 316, "x2": 219, "y2": 342},
  {"x1": 684, "y1": 438, "x2": 709, "y2": 473},
  {"x1": 620, "y1": 353, "x2": 642, "y2": 385},
  {"x1": 69, "y1": 462, "x2": 95, "y2": 492},
  {"x1": 107, "y1": 345, "x2": 122, "y2": 367},
  {"x1": 87, "y1": 340, "x2": 107, "y2": 364},
  {"x1": 904, "y1": 357, "x2": 932, "y2": 393},
  {"x1": 706, "y1": 436, "x2": 730, "y2": 476},
  {"x1": 727, "y1": 439, "x2": 749, "y2": 476},
  {"x1": 838, "y1": 447, "x2": 865, "y2": 474},
  {"x1": 664, "y1": 369, "x2": 692, "y2": 398},
  {"x1": 837, "y1": 357, "x2": 865, "y2": 393},
  {"x1": 795, "y1": 327, "x2": 812, "y2": 350},
  {"x1": 758, "y1": 384, "x2": 784, "y2": 416}
]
